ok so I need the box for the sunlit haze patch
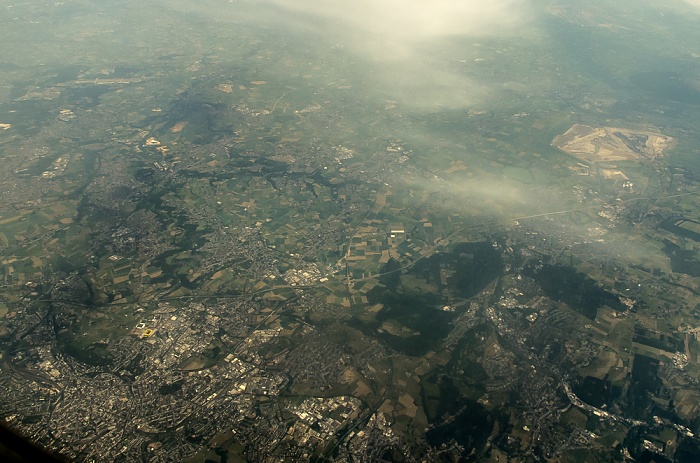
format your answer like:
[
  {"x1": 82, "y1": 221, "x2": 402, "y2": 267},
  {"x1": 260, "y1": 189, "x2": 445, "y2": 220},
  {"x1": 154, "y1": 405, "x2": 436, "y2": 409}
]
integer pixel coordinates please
[
  {"x1": 264, "y1": 0, "x2": 536, "y2": 108},
  {"x1": 266, "y1": 0, "x2": 531, "y2": 46}
]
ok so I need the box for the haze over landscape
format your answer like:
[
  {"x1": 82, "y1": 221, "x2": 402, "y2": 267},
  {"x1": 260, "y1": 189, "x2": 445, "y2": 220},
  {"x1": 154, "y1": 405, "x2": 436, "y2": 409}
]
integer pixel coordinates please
[{"x1": 2, "y1": 1, "x2": 700, "y2": 462}]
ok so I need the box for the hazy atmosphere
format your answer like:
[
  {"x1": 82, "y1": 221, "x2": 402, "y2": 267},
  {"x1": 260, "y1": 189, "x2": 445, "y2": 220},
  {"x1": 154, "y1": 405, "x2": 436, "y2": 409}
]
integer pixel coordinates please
[{"x1": 2, "y1": 0, "x2": 700, "y2": 462}]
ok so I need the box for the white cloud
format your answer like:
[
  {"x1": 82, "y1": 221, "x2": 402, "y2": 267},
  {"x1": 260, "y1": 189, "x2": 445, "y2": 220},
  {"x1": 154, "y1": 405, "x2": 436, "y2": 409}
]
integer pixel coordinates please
[
  {"x1": 264, "y1": 0, "x2": 535, "y2": 108},
  {"x1": 268, "y1": 0, "x2": 528, "y2": 43}
]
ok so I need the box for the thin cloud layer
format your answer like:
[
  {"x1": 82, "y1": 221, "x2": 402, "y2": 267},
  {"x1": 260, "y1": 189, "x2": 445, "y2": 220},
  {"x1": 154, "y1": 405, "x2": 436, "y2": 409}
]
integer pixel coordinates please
[
  {"x1": 265, "y1": 0, "x2": 534, "y2": 108},
  {"x1": 268, "y1": 0, "x2": 528, "y2": 50},
  {"x1": 268, "y1": 0, "x2": 528, "y2": 40}
]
